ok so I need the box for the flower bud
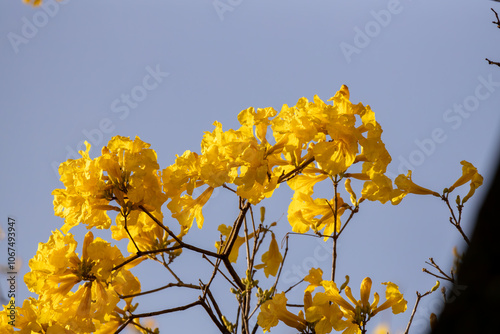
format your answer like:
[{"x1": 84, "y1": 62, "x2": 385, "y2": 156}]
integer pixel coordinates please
[{"x1": 431, "y1": 281, "x2": 440, "y2": 292}]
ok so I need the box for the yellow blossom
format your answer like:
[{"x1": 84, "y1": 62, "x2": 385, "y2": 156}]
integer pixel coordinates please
[
  {"x1": 53, "y1": 137, "x2": 166, "y2": 233},
  {"x1": 314, "y1": 277, "x2": 407, "y2": 333},
  {"x1": 304, "y1": 267, "x2": 324, "y2": 293},
  {"x1": 168, "y1": 186, "x2": 214, "y2": 229},
  {"x1": 288, "y1": 192, "x2": 345, "y2": 236},
  {"x1": 361, "y1": 173, "x2": 405, "y2": 205},
  {"x1": 255, "y1": 233, "x2": 283, "y2": 278},
  {"x1": 23, "y1": 0, "x2": 42, "y2": 6},
  {"x1": 257, "y1": 292, "x2": 307, "y2": 332},
  {"x1": 395, "y1": 171, "x2": 440, "y2": 197},
  {"x1": 23, "y1": 230, "x2": 140, "y2": 330},
  {"x1": 448, "y1": 160, "x2": 483, "y2": 203}
]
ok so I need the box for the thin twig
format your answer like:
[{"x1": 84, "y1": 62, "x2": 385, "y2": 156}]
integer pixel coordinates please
[
  {"x1": 404, "y1": 290, "x2": 434, "y2": 334},
  {"x1": 123, "y1": 214, "x2": 141, "y2": 253},
  {"x1": 202, "y1": 254, "x2": 239, "y2": 290},
  {"x1": 486, "y1": 9, "x2": 500, "y2": 66},
  {"x1": 119, "y1": 282, "x2": 200, "y2": 299},
  {"x1": 139, "y1": 205, "x2": 223, "y2": 257},
  {"x1": 441, "y1": 195, "x2": 470, "y2": 245},
  {"x1": 199, "y1": 298, "x2": 232, "y2": 334},
  {"x1": 331, "y1": 176, "x2": 339, "y2": 282},
  {"x1": 115, "y1": 300, "x2": 203, "y2": 333},
  {"x1": 284, "y1": 278, "x2": 305, "y2": 294},
  {"x1": 112, "y1": 245, "x2": 184, "y2": 271},
  {"x1": 278, "y1": 156, "x2": 315, "y2": 183}
]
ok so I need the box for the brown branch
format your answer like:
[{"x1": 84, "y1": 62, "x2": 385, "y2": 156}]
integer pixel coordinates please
[
  {"x1": 486, "y1": 8, "x2": 500, "y2": 67},
  {"x1": 485, "y1": 58, "x2": 500, "y2": 67},
  {"x1": 404, "y1": 289, "x2": 434, "y2": 334},
  {"x1": 284, "y1": 278, "x2": 305, "y2": 293},
  {"x1": 115, "y1": 300, "x2": 203, "y2": 333},
  {"x1": 223, "y1": 183, "x2": 237, "y2": 193},
  {"x1": 200, "y1": 296, "x2": 232, "y2": 334},
  {"x1": 139, "y1": 205, "x2": 223, "y2": 258},
  {"x1": 423, "y1": 258, "x2": 455, "y2": 283},
  {"x1": 119, "y1": 282, "x2": 200, "y2": 299},
  {"x1": 123, "y1": 214, "x2": 141, "y2": 253},
  {"x1": 219, "y1": 200, "x2": 251, "y2": 291},
  {"x1": 112, "y1": 245, "x2": 184, "y2": 271},
  {"x1": 202, "y1": 254, "x2": 239, "y2": 290},
  {"x1": 201, "y1": 257, "x2": 223, "y2": 301},
  {"x1": 491, "y1": 8, "x2": 500, "y2": 27},
  {"x1": 206, "y1": 288, "x2": 226, "y2": 330},
  {"x1": 278, "y1": 156, "x2": 316, "y2": 184},
  {"x1": 441, "y1": 195, "x2": 470, "y2": 245}
]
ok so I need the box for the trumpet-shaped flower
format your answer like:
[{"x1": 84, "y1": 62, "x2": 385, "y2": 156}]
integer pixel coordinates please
[
  {"x1": 323, "y1": 277, "x2": 407, "y2": 331},
  {"x1": 448, "y1": 160, "x2": 483, "y2": 203},
  {"x1": 301, "y1": 268, "x2": 407, "y2": 334},
  {"x1": 257, "y1": 292, "x2": 307, "y2": 332},
  {"x1": 361, "y1": 173, "x2": 405, "y2": 205},
  {"x1": 395, "y1": 171, "x2": 440, "y2": 197},
  {"x1": 255, "y1": 233, "x2": 283, "y2": 278},
  {"x1": 168, "y1": 186, "x2": 214, "y2": 229}
]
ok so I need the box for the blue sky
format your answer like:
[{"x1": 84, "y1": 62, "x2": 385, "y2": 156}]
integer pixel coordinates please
[{"x1": 1, "y1": 0, "x2": 499, "y2": 333}]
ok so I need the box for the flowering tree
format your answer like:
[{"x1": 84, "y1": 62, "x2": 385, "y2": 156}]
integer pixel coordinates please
[{"x1": 1, "y1": 84, "x2": 483, "y2": 333}]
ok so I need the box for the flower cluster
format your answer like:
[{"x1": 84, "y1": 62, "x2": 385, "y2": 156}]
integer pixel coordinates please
[
  {"x1": 258, "y1": 268, "x2": 407, "y2": 334},
  {"x1": 2, "y1": 230, "x2": 140, "y2": 333},
  {"x1": 1, "y1": 85, "x2": 483, "y2": 333}
]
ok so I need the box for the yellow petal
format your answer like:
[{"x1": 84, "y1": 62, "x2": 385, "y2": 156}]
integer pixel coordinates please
[
  {"x1": 360, "y1": 277, "x2": 372, "y2": 308},
  {"x1": 255, "y1": 233, "x2": 282, "y2": 278},
  {"x1": 344, "y1": 178, "x2": 357, "y2": 205}
]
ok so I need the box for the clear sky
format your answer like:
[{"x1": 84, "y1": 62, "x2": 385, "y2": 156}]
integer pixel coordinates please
[{"x1": 1, "y1": 0, "x2": 499, "y2": 333}]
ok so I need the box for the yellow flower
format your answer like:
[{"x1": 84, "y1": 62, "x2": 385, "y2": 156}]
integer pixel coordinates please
[
  {"x1": 52, "y1": 141, "x2": 112, "y2": 233},
  {"x1": 287, "y1": 170, "x2": 328, "y2": 196},
  {"x1": 317, "y1": 277, "x2": 407, "y2": 333},
  {"x1": 257, "y1": 292, "x2": 307, "y2": 332},
  {"x1": 53, "y1": 136, "x2": 166, "y2": 233},
  {"x1": 23, "y1": 0, "x2": 42, "y2": 6},
  {"x1": 0, "y1": 297, "x2": 76, "y2": 334},
  {"x1": 305, "y1": 300, "x2": 345, "y2": 334},
  {"x1": 302, "y1": 269, "x2": 347, "y2": 334},
  {"x1": 98, "y1": 136, "x2": 166, "y2": 211},
  {"x1": 373, "y1": 282, "x2": 407, "y2": 315},
  {"x1": 288, "y1": 192, "x2": 345, "y2": 236},
  {"x1": 237, "y1": 106, "x2": 277, "y2": 144},
  {"x1": 448, "y1": 160, "x2": 483, "y2": 203},
  {"x1": 449, "y1": 160, "x2": 480, "y2": 191},
  {"x1": 255, "y1": 233, "x2": 283, "y2": 278},
  {"x1": 361, "y1": 173, "x2": 405, "y2": 205},
  {"x1": 313, "y1": 138, "x2": 358, "y2": 176},
  {"x1": 168, "y1": 186, "x2": 214, "y2": 229},
  {"x1": 162, "y1": 150, "x2": 202, "y2": 198},
  {"x1": 304, "y1": 267, "x2": 324, "y2": 293},
  {"x1": 23, "y1": 230, "x2": 140, "y2": 329},
  {"x1": 395, "y1": 171, "x2": 440, "y2": 197}
]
